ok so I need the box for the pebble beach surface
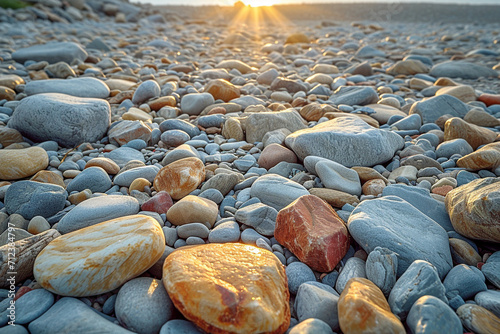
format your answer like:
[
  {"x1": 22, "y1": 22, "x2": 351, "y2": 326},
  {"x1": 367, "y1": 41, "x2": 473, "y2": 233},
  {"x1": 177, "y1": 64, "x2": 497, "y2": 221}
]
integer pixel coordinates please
[{"x1": 1, "y1": 1, "x2": 500, "y2": 333}]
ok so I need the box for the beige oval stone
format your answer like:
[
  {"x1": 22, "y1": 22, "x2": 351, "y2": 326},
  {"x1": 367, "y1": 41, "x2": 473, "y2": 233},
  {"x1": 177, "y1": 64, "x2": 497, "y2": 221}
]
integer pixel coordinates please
[
  {"x1": 0, "y1": 74, "x2": 25, "y2": 90},
  {"x1": 205, "y1": 79, "x2": 240, "y2": 102},
  {"x1": 34, "y1": 215, "x2": 165, "y2": 297},
  {"x1": 85, "y1": 157, "x2": 120, "y2": 174},
  {"x1": 30, "y1": 170, "x2": 65, "y2": 188},
  {"x1": 312, "y1": 64, "x2": 339, "y2": 74},
  {"x1": 308, "y1": 188, "x2": 360, "y2": 208},
  {"x1": 444, "y1": 117, "x2": 497, "y2": 150},
  {"x1": 153, "y1": 157, "x2": 205, "y2": 200},
  {"x1": 27, "y1": 216, "x2": 51, "y2": 235},
  {"x1": 163, "y1": 243, "x2": 290, "y2": 334},
  {"x1": 0, "y1": 127, "x2": 23, "y2": 147},
  {"x1": 122, "y1": 107, "x2": 153, "y2": 122},
  {"x1": 436, "y1": 85, "x2": 476, "y2": 103},
  {"x1": 457, "y1": 304, "x2": 500, "y2": 334},
  {"x1": 166, "y1": 195, "x2": 218, "y2": 227},
  {"x1": 129, "y1": 177, "x2": 151, "y2": 193},
  {"x1": 222, "y1": 117, "x2": 244, "y2": 142},
  {"x1": 363, "y1": 179, "x2": 386, "y2": 196},
  {"x1": 0, "y1": 86, "x2": 15, "y2": 101},
  {"x1": 0, "y1": 147, "x2": 48, "y2": 180}
]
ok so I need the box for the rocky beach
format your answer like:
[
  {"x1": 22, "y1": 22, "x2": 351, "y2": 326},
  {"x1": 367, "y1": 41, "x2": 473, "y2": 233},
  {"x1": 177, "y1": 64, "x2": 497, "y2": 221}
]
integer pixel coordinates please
[{"x1": 0, "y1": 0, "x2": 500, "y2": 333}]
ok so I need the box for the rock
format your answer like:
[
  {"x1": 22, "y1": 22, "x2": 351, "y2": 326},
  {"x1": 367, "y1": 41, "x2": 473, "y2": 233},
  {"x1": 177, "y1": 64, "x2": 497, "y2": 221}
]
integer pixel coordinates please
[
  {"x1": 270, "y1": 78, "x2": 307, "y2": 94},
  {"x1": 436, "y1": 138, "x2": 473, "y2": 159},
  {"x1": 159, "y1": 320, "x2": 204, "y2": 334},
  {"x1": 161, "y1": 144, "x2": 201, "y2": 166},
  {"x1": 329, "y1": 86, "x2": 378, "y2": 106},
  {"x1": 367, "y1": 104, "x2": 407, "y2": 125},
  {"x1": 66, "y1": 166, "x2": 112, "y2": 194},
  {"x1": 362, "y1": 179, "x2": 386, "y2": 196},
  {"x1": 28, "y1": 297, "x2": 133, "y2": 334},
  {"x1": 456, "y1": 142, "x2": 500, "y2": 171},
  {"x1": 445, "y1": 177, "x2": 500, "y2": 243},
  {"x1": 409, "y1": 95, "x2": 471, "y2": 124},
  {"x1": 436, "y1": 85, "x2": 476, "y2": 103},
  {"x1": 365, "y1": 247, "x2": 398, "y2": 296},
  {"x1": 216, "y1": 59, "x2": 253, "y2": 74},
  {"x1": 245, "y1": 110, "x2": 306, "y2": 144},
  {"x1": 356, "y1": 45, "x2": 386, "y2": 58},
  {"x1": 475, "y1": 290, "x2": 500, "y2": 318},
  {"x1": 258, "y1": 144, "x2": 297, "y2": 170},
  {"x1": 388, "y1": 260, "x2": 447, "y2": 320},
  {"x1": 389, "y1": 166, "x2": 418, "y2": 182},
  {"x1": 12, "y1": 42, "x2": 87, "y2": 64},
  {"x1": 275, "y1": 195, "x2": 349, "y2": 272},
  {"x1": 181, "y1": 93, "x2": 215, "y2": 116},
  {"x1": 289, "y1": 318, "x2": 334, "y2": 334},
  {"x1": 132, "y1": 80, "x2": 160, "y2": 105},
  {"x1": 222, "y1": 118, "x2": 244, "y2": 141},
  {"x1": 386, "y1": 60, "x2": 429, "y2": 75},
  {"x1": 8, "y1": 93, "x2": 110, "y2": 148},
  {"x1": 348, "y1": 196, "x2": 452, "y2": 279},
  {"x1": 444, "y1": 117, "x2": 497, "y2": 150},
  {"x1": 0, "y1": 147, "x2": 48, "y2": 180},
  {"x1": 122, "y1": 107, "x2": 153, "y2": 122},
  {"x1": 308, "y1": 188, "x2": 360, "y2": 208},
  {"x1": 0, "y1": 230, "x2": 60, "y2": 289},
  {"x1": 104, "y1": 147, "x2": 145, "y2": 168},
  {"x1": 116, "y1": 277, "x2": 173, "y2": 334},
  {"x1": 0, "y1": 127, "x2": 23, "y2": 147},
  {"x1": 285, "y1": 116, "x2": 404, "y2": 167},
  {"x1": 311, "y1": 158, "x2": 362, "y2": 196},
  {"x1": 200, "y1": 173, "x2": 240, "y2": 196},
  {"x1": 205, "y1": 79, "x2": 240, "y2": 102},
  {"x1": 5, "y1": 181, "x2": 66, "y2": 219},
  {"x1": 429, "y1": 60, "x2": 499, "y2": 79},
  {"x1": 443, "y1": 264, "x2": 487, "y2": 300},
  {"x1": 285, "y1": 33, "x2": 309, "y2": 44},
  {"x1": 208, "y1": 220, "x2": 240, "y2": 243},
  {"x1": 108, "y1": 120, "x2": 152, "y2": 147},
  {"x1": 449, "y1": 238, "x2": 482, "y2": 266},
  {"x1": 336, "y1": 257, "x2": 367, "y2": 294},
  {"x1": 0, "y1": 74, "x2": 24, "y2": 90},
  {"x1": 161, "y1": 130, "x2": 190, "y2": 147},
  {"x1": 483, "y1": 252, "x2": 500, "y2": 289},
  {"x1": 250, "y1": 174, "x2": 309, "y2": 210},
  {"x1": 25, "y1": 78, "x2": 110, "y2": 98},
  {"x1": 162, "y1": 243, "x2": 289, "y2": 334},
  {"x1": 153, "y1": 157, "x2": 205, "y2": 200},
  {"x1": 457, "y1": 304, "x2": 500, "y2": 334},
  {"x1": 295, "y1": 282, "x2": 340, "y2": 331},
  {"x1": 15, "y1": 289, "x2": 54, "y2": 324},
  {"x1": 141, "y1": 191, "x2": 174, "y2": 214},
  {"x1": 479, "y1": 93, "x2": 500, "y2": 106},
  {"x1": 286, "y1": 262, "x2": 316, "y2": 295},
  {"x1": 235, "y1": 203, "x2": 277, "y2": 237},
  {"x1": 464, "y1": 107, "x2": 500, "y2": 127},
  {"x1": 57, "y1": 195, "x2": 140, "y2": 234},
  {"x1": 34, "y1": 215, "x2": 165, "y2": 296},
  {"x1": 338, "y1": 277, "x2": 405, "y2": 334},
  {"x1": 114, "y1": 165, "x2": 160, "y2": 187},
  {"x1": 407, "y1": 296, "x2": 462, "y2": 334},
  {"x1": 85, "y1": 157, "x2": 120, "y2": 175},
  {"x1": 391, "y1": 114, "x2": 422, "y2": 131},
  {"x1": 166, "y1": 195, "x2": 218, "y2": 227},
  {"x1": 299, "y1": 104, "x2": 335, "y2": 122}
]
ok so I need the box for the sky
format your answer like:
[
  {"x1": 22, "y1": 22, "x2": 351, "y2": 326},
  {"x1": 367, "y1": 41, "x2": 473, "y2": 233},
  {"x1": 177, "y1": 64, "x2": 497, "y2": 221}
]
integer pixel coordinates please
[{"x1": 134, "y1": 0, "x2": 500, "y2": 6}]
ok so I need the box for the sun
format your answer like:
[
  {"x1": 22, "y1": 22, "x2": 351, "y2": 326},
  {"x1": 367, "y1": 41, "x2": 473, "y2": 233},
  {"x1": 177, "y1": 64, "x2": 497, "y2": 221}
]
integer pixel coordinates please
[{"x1": 241, "y1": 0, "x2": 276, "y2": 7}]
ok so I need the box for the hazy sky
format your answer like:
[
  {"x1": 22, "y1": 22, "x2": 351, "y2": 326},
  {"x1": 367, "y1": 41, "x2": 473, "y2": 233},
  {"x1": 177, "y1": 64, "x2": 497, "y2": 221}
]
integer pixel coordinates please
[{"x1": 134, "y1": 0, "x2": 500, "y2": 5}]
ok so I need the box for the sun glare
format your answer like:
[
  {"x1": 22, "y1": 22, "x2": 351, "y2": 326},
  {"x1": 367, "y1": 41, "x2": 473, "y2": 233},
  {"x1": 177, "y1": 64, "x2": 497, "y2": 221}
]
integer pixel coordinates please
[{"x1": 241, "y1": 0, "x2": 276, "y2": 7}]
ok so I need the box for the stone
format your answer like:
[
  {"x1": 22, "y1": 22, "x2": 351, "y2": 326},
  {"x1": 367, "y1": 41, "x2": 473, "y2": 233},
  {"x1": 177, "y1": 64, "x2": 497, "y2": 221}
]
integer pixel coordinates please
[
  {"x1": 216, "y1": 59, "x2": 253, "y2": 74},
  {"x1": 28, "y1": 297, "x2": 133, "y2": 334},
  {"x1": 5, "y1": 181, "x2": 66, "y2": 219},
  {"x1": 457, "y1": 304, "x2": 500, "y2": 334},
  {"x1": 286, "y1": 262, "x2": 316, "y2": 295},
  {"x1": 389, "y1": 166, "x2": 418, "y2": 182},
  {"x1": 445, "y1": 177, "x2": 500, "y2": 243},
  {"x1": 429, "y1": 60, "x2": 499, "y2": 79},
  {"x1": 0, "y1": 74, "x2": 24, "y2": 90},
  {"x1": 299, "y1": 104, "x2": 335, "y2": 122},
  {"x1": 161, "y1": 129, "x2": 190, "y2": 147},
  {"x1": 285, "y1": 116, "x2": 404, "y2": 167},
  {"x1": 85, "y1": 157, "x2": 120, "y2": 175},
  {"x1": 12, "y1": 42, "x2": 87, "y2": 64},
  {"x1": 475, "y1": 290, "x2": 500, "y2": 318},
  {"x1": 483, "y1": 252, "x2": 500, "y2": 289},
  {"x1": 250, "y1": 174, "x2": 309, "y2": 210},
  {"x1": 479, "y1": 93, "x2": 500, "y2": 106},
  {"x1": 285, "y1": 32, "x2": 309, "y2": 44},
  {"x1": 443, "y1": 264, "x2": 487, "y2": 300},
  {"x1": 25, "y1": 77, "x2": 110, "y2": 98},
  {"x1": 391, "y1": 114, "x2": 422, "y2": 131},
  {"x1": 208, "y1": 220, "x2": 241, "y2": 243},
  {"x1": 8, "y1": 93, "x2": 110, "y2": 148},
  {"x1": 141, "y1": 191, "x2": 173, "y2": 214},
  {"x1": 66, "y1": 166, "x2": 112, "y2": 194},
  {"x1": 275, "y1": 195, "x2": 349, "y2": 272},
  {"x1": 295, "y1": 282, "x2": 340, "y2": 331},
  {"x1": 162, "y1": 243, "x2": 289, "y2": 334},
  {"x1": 116, "y1": 277, "x2": 173, "y2": 334},
  {"x1": 154, "y1": 157, "x2": 205, "y2": 200},
  {"x1": 367, "y1": 104, "x2": 407, "y2": 125},
  {"x1": 388, "y1": 260, "x2": 447, "y2": 320},
  {"x1": 401, "y1": 154, "x2": 444, "y2": 172},
  {"x1": 57, "y1": 195, "x2": 140, "y2": 234},
  {"x1": 205, "y1": 79, "x2": 240, "y2": 102},
  {"x1": 348, "y1": 196, "x2": 452, "y2": 279},
  {"x1": 308, "y1": 188, "x2": 360, "y2": 208},
  {"x1": 436, "y1": 85, "x2": 476, "y2": 103},
  {"x1": 457, "y1": 142, "x2": 500, "y2": 171},
  {"x1": 449, "y1": 238, "x2": 482, "y2": 266},
  {"x1": 160, "y1": 320, "x2": 204, "y2": 334},
  {"x1": 365, "y1": 247, "x2": 398, "y2": 296},
  {"x1": 15, "y1": 289, "x2": 54, "y2": 324},
  {"x1": 222, "y1": 118, "x2": 244, "y2": 142},
  {"x1": 0, "y1": 147, "x2": 48, "y2": 180},
  {"x1": 289, "y1": 318, "x2": 334, "y2": 334},
  {"x1": 446, "y1": 117, "x2": 497, "y2": 150},
  {"x1": 386, "y1": 60, "x2": 429, "y2": 75},
  {"x1": 464, "y1": 107, "x2": 500, "y2": 127},
  {"x1": 258, "y1": 144, "x2": 297, "y2": 170},
  {"x1": 0, "y1": 230, "x2": 60, "y2": 289},
  {"x1": 338, "y1": 278, "x2": 405, "y2": 334},
  {"x1": 122, "y1": 107, "x2": 153, "y2": 122},
  {"x1": 132, "y1": 80, "x2": 160, "y2": 105},
  {"x1": 200, "y1": 173, "x2": 240, "y2": 196},
  {"x1": 407, "y1": 296, "x2": 462, "y2": 334},
  {"x1": 362, "y1": 179, "x2": 386, "y2": 196},
  {"x1": 113, "y1": 165, "x2": 160, "y2": 187},
  {"x1": 436, "y1": 138, "x2": 473, "y2": 159},
  {"x1": 34, "y1": 215, "x2": 164, "y2": 297},
  {"x1": 245, "y1": 110, "x2": 306, "y2": 144},
  {"x1": 409, "y1": 95, "x2": 471, "y2": 124},
  {"x1": 0, "y1": 127, "x2": 23, "y2": 147},
  {"x1": 166, "y1": 195, "x2": 218, "y2": 227},
  {"x1": 270, "y1": 78, "x2": 307, "y2": 94},
  {"x1": 235, "y1": 203, "x2": 277, "y2": 237},
  {"x1": 329, "y1": 86, "x2": 378, "y2": 106},
  {"x1": 104, "y1": 147, "x2": 145, "y2": 168},
  {"x1": 181, "y1": 93, "x2": 215, "y2": 116},
  {"x1": 108, "y1": 120, "x2": 152, "y2": 147},
  {"x1": 148, "y1": 96, "x2": 177, "y2": 111},
  {"x1": 311, "y1": 158, "x2": 362, "y2": 196},
  {"x1": 161, "y1": 144, "x2": 201, "y2": 166},
  {"x1": 160, "y1": 119, "x2": 200, "y2": 138}
]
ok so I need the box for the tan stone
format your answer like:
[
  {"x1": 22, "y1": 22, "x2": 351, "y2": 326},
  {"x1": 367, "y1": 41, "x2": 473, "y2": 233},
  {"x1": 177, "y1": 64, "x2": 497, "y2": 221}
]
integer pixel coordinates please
[
  {"x1": 0, "y1": 127, "x2": 23, "y2": 147},
  {"x1": 154, "y1": 157, "x2": 205, "y2": 200},
  {"x1": 436, "y1": 85, "x2": 476, "y2": 103},
  {"x1": 308, "y1": 188, "x2": 360, "y2": 208},
  {"x1": 386, "y1": 60, "x2": 429, "y2": 76},
  {"x1": 312, "y1": 64, "x2": 339, "y2": 74},
  {"x1": 285, "y1": 32, "x2": 309, "y2": 44},
  {"x1": 457, "y1": 142, "x2": 500, "y2": 171},
  {"x1": 0, "y1": 74, "x2": 24, "y2": 90},
  {"x1": 109, "y1": 90, "x2": 134, "y2": 104},
  {"x1": 258, "y1": 144, "x2": 297, "y2": 170},
  {"x1": 148, "y1": 96, "x2": 177, "y2": 111},
  {"x1": 445, "y1": 177, "x2": 500, "y2": 243},
  {"x1": 163, "y1": 243, "x2": 290, "y2": 334},
  {"x1": 444, "y1": 117, "x2": 497, "y2": 150},
  {"x1": 305, "y1": 73, "x2": 334, "y2": 85},
  {"x1": 129, "y1": 178, "x2": 151, "y2": 193},
  {"x1": 0, "y1": 86, "x2": 15, "y2": 101},
  {"x1": 166, "y1": 195, "x2": 218, "y2": 227},
  {"x1": 222, "y1": 117, "x2": 244, "y2": 141},
  {"x1": 378, "y1": 97, "x2": 401, "y2": 109},
  {"x1": 0, "y1": 147, "x2": 49, "y2": 180},
  {"x1": 352, "y1": 166, "x2": 388, "y2": 184},
  {"x1": 30, "y1": 170, "x2": 65, "y2": 188},
  {"x1": 339, "y1": 277, "x2": 405, "y2": 334},
  {"x1": 68, "y1": 189, "x2": 91, "y2": 205},
  {"x1": 108, "y1": 120, "x2": 152, "y2": 146},
  {"x1": 34, "y1": 215, "x2": 165, "y2": 297},
  {"x1": 457, "y1": 304, "x2": 500, "y2": 334},
  {"x1": 85, "y1": 157, "x2": 120, "y2": 174},
  {"x1": 216, "y1": 60, "x2": 253, "y2": 74},
  {"x1": 27, "y1": 216, "x2": 51, "y2": 235},
  {"x1": 364, "y1": 104, "x2": 407, "y2": 125},
  {"x1": 205, "y1": 79, "x2": 240, "y2": 102},
  {"x1": 464, "y1": 108, "x2": 500, "y2": 127},
  {"x1": 324, "y1": 112, "x2": 380, "y2": 128},
  {"x1": 122, "y1": 107, "x2": 153, "y2": 122},
  {"x1": 299, "y1": 104, "x2": 336, "y2": 122},
  {"x1": 434, "y1": 77, "x2": 459, "y2": 86},
  {"x1": 103, "y1": 79, "x2": 136, "y2": 91},
  {"x1": 362, "y1": 179, "x2": 386, "y2": 196},
  {"x1": 409, "y1": 78, "x2": 433, "y2": 90},
  {"x1": 449, "y1": 238, "x2": 481, "y2": 266}
]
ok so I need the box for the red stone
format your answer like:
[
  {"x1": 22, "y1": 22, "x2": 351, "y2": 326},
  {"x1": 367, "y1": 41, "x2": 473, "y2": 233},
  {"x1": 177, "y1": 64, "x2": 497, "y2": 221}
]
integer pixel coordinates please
[
  {"x1": 14, "y1": 286, "x2": 32, "y2": 301},
  {"x1": 275, "y1": 194, "x2": 350, "y2": 272},
  {"x1": 257, "y1": 143, "x2": 297, "y2": 170},
  {"x1": 478, "y1": 93, "x2": 500, "y2": 107},
  {"x1": 141, "y1": 191, "x2": 174, "y2": 214},
  {"x1": 432, "y1": 185, "x2": 454, "y2": 196}
]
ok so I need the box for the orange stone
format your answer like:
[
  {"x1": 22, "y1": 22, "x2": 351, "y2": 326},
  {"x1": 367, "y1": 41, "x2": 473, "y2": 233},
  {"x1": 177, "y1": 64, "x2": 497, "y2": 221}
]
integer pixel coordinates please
[
  {"x1": 0, "y1": 86, "x2": 15, "y2": 101},
  {"x1": 204, "y1": 79, "x2": 240, "y2": 102},
  {"x1": 257, "y1": 144, "x2": 297, "y2": 170},
  {"x1": 0, "y1": 127, "x2": 23, "y2": 147},
  {"x1": 166, "y1": 195, "x2": 218, "y2": 227},
  {"x1": 431, "y1": 185, "x2": 453, "y2": 196},
  {"x1": 207, "y1": 106, "x2": 226, "y2": 115},
  {"x1": 108, "y1": 90, "x2": 134, "y2": 104},
  {"x1": 148, "y1": 96, "x2": 177, "y2": 111},
  {"x1": 153, "y1": 157, "x2": 205, "y2": 200},
  {"x1": 108, "y1": 120, "x2": 152, "y2": 146},
  {"x1": 299, "y1": 104, "x2": 336, "y2": 122},
  {"x1": 129, "y1": 178, "x2": 151, "y2": 193},
  {"x1": 444, "y1": 117, "x2": 497, "y2": 150},
  {"x1": 457, "y1": 142, "x2": 500, "y2": 171},
  {"x1": 30, "y1": 170, "x2": 65, "y2": 188},
  {"x1": 85, "y1": 157, "x2": 120, "y2": 174},
  {"x1": 275, "y1": 195, "x2": 350, "y2": 272},
  {"x1": 478, "y1": 93, "x2": 500, "y2": 107},
  {"x1": 362, "y1": 179, "x2": 386, "y2": 196},
  {"x1": 308, "y1": 188, "x2": 360, "y2": 208}
]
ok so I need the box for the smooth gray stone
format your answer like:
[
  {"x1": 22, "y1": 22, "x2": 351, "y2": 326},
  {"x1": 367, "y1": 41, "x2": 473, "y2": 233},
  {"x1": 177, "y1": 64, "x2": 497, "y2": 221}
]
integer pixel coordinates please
[
  {"x1": 113, "y1": 166, "x2": 160, "y2": 187},
  {"x1": 229, "y1": 95, "x2": 266, "y2": 109},
  {"x1": 66, "y1": 167, "x2": 112, "y2": 194},
  {"x1": 180, "y1": 93, "x2": 215, "y2": 115},
  {"x1": 160, "y1": 320, "x2": 204, "y2": 334},
  {"x1": 475, "y1": 290, "x2": 500, "y2": 318},
  {"x1": 104, "y1": 147, "x2": 145, "y2": 168},
  {"x1": 5, "y1": 181, "x2": 66, "y2": 220},
  {"x1": 482, "y1": 252, "x2": 500, "y2": 289},
  {"x1": 234, "y1": 203, "x2": 277, "y2": 237},
  {"x1": 12, "y1": 42, "x2": 87, "y2": 64},
  {"x1": 240, "y1": 228, "x2": 268, "y2": 245},
  {"x1": 132, "y1": 80, "x2": 160, "y2": 105},
  {"x1": 388, "y1": 260, "x2": 448, "y2": 320},
  {"x1": 391, "y1": 114, "x2": 422, "y2": 131},
  {"x1": 245, "y1": 109, "x2": 306, "y2": 143},
  {"x1": 348, "y1": 196, "x2": 453, "y2": 279},
  {"x1": 200, "y1": 173, "x2": 239, "y2": 196},
  {"x1": 57, "y1": 195, "x2": 139, "y2": 234},
  {"x1": 355, "y1": 45, "x2": 386, "y2": 58},
  {"x1": 16, "y1": 289, "x2": 54, "y2": 324},
  {"x1": 382, "y1": 184, "x2": 454, "y2": 231},
  {"x1": 199, "y1": 188, "x2": 224, "y2": 204},
  {"x1": 161, "y1": 145, "x2": 200, "y2": 166},
  {"x1": 409, "y1": 94, "x2": 472, "y2": 124},
  {"x1": 159, "y1": 119, "x2": 200, "y2": 138},
  {"x1": 177, "y1": 223, "x2": 210, "y2": 239},
  {"x1": 295, "y1": 282, "x2": 339, "y2": 331},
  {"x1": 289, "y1": 318, "x2": 334, "y2": 334},
  {"x1": 8, "y1": 93, "x2": 110, "y2": 148},
  {"x1": 407, "y1": 295, "x2": 462, "y2": 334},
  {"x1": 436, "y1": 139, "x2": 473, "y2": 159},
  {"x1": 401, "y1": 154, "x2": 443, "y2": 171},
  {"x1": 0, "y1": 325, "x2": 29, "y2": 334},
  {"x1": 286, "y1": 262, "x2": 316, "y2": 295},
  {"x1": 429, "y1": 60, "x2": 499, "y2": 79},
  {"x1": 365, "y1": 247, "x2": 398, "y2": 296},
  {"x1": 335, "y1": 257, "x2": 366, "y2": 294},
  {"x1": 24, "y1": 78, "x2": 110, "y2": 98},
  {"x1": 103, "y1": 294, "x2": 117, "y2": 315},
  {"x1": 285, "y1": 116, "x2": 404, "y2": 167},
  {"x1": 29, "y1": 297, "x2": 133, "y2": 334},
  {"x1": 443, "y1": 264, "x2": 487, "y2": 300},
  {"x1": 160, "y1": 130, "x2": 190, "y2": 147},
  {"x1": 116, "y1": 278, "x2": 173, "y2": 334},
  {"x1": 250, "y1": 174, "x2": 309, "y2": 211},
  {"x1": 208, "y1": 220, "x2": 240, "y2": 243},
  {"x1": 268, "y1": 162, "x2": 305, "y2": 178},
  {"x1": 329, "y1": 86, "x2": 378, "y2": 106}
]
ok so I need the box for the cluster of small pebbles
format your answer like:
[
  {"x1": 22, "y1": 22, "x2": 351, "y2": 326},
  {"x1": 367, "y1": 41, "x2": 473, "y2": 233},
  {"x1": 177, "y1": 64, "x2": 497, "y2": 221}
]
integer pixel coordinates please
[{"x1": 0, "y1": 1, "x2": 500, "y2": 334}]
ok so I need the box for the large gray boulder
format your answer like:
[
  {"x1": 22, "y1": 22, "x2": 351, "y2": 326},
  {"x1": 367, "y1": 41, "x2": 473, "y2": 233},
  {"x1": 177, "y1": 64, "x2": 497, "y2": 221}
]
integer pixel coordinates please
[
  {"x1": 429, "y1": 61, "x2": 498, "y2": 79},
  {"x1": 12, "y1": 42, "x2": 87, "y2": 64}
]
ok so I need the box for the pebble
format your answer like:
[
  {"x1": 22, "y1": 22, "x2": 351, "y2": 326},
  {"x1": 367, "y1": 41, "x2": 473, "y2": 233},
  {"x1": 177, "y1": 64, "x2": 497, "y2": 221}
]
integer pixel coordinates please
[
  {"x1": 407, "y1": 296, "x2": 462, "y2": 334},
  {"x1": 249, "y1": 174, "x2": 309, "y2": 210},
  {"x1": 166, "y1": 195, "x2": 218, "y2": 227},
  {"x1": 25, "y1": 77, "x2": 110, "y2": 98},
  {"x1": 15, "y1": 289, "x2": 54, "y2": 324},
  {"x1": 286, "y1": 262, "x2": 316, "y2": 295},
  {"x1": 208, "y1": 220, "x2": 240, "y2": 243},
  {"x1": 66, "y1": 166, "x2": 112, "y2": 194},
  {"x1": 289, "y1": 318, "x2": 334, "y2": 334},
  {"x1": 365, "y1": 247, "x2": 398, "y2": 296},
  {"x1": 335, "y1": 257, "x2": 367, "y2": 294},
  {"x1": 443, "y1": 264, "x2": 487, "y2": 300},
  {"x1": 154, "y1": 157, "x2": 205, "y2": 200},
  {"x1": 0, "y1": 147, "x2": 48, "y2": 180},
  {"x1": 294, "y1": 282, "x2": 340, "y2": 331}
]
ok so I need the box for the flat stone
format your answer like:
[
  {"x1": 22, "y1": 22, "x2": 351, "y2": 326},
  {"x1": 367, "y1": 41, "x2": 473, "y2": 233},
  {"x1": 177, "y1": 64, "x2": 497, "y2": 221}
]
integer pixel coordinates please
[
  {"x1": 216, "y1": 59, "x2": 253, "y2": 74},
  {"x1": 108, "y1": 120, "x2": 152, "y2": 147},
  {"x1": 409, "y1": 94, "x2": 472, "y2": 124},
  {"x1": 25, "y1": 78, "x2": 110, "y2": 98},
  {"x1": 386, "y1": 59, "x2": 429, "y2": 75},
  {"x1": 12, "y1": 42, "x2": 87, "y2": 64},
  {"x1": 85, "y1": 157, "x2": 120, "y2": 175},
  {"x1": 250, "y1": 174, "x2": 309, "y2": 210},
  {"x1": 407, "y1": 296, "x2": 462, "y2": 334},
  {"x1": 401, "y1": 154, "x2": 444, "y2": 172},
  {"x1": 0, "y1": 127, "x2": 23, "y2": 147},
  {"x1": 66, "y1": 166, "x2": 112, "y2": 194},
  {"x1": 15, "y1": 289, "x2": 54, "y2": 324},
  {"x1": 311, "y1": 158, "x2": 361, "y2": 196},
  {"x1": 430, "y1": 60, "x2": 499, "y2": 79},
  {"x1": 245, "y1": 110, "x2": 306, "y2": 143},
  {"x1": 457, "y1": 142, "x2": 500, "y2": 171},
  {"x1": 483, "y1": 252, "x2": 500, "y2": 289},
  {"x1": 436, "y1": 85, "x2": 476, "y2": 103},
  {"x1": 0, "y1": 147, "x2": 48, "y2": 180},
  {"x1": 475, "y1": 290, "x2": 500, "y2": 318},
  {"x1": 366, "y1": 104, "x2": 407, "y2": 125},
  {"x1": 235, "y1": 203, "x2": 277, "y2": 237},
  {"x1": 200, "y1": 173, "x2": 240, "y2": 196},
  {"x1": 166, "y1": 195, "x2": 218, "y2": 227},
  {"x1": 221, "y1": 117, "x2": 244, "y2": 142},
  {"x1": 104, "y1": 147, "x2": 145, "y2": 168},
  {"x1": 34, "y1": 215, "x2": 165, "y2": 296},
  {"x1": 329, "y1": 86, "x2": 378, "y2": 106},
  {"x1": 132, "y1": 80, "x2": 160, "y2": 105},
  {"x1": 444, "y1": 117, "x2": 497, "y2": 150},
  {"x1": 465, "y1": 107, "x2": 500, "y2": 127},
  {"x1": 295, "y1": 282, "x2": 340, "y2": 331},
  {"x1": 258, "y1": 144, "x2": 297, "y2": 170},
  {"x1": 161, "y1": 144, "x2": 201, "y2": 166},
  {"x1": 457, "y1": 304, "x2": 500, "y2": 334},
  {"x1": 208, "y1": 220, "x2": 240, "y2": 243},
  {"x1": 365, "y1": 247, "x2": 398, "y2": 296},
  {"x1": 114, "y1": 165, "x2": 160, "y2": 187},
  {"x1": 436, "y1": 138, "x2": 473, "y2": 159},
  {"x1": 443, "y1": 264, "x2": 487, "y2": 300},
  {"x1": 154, "y1": 157, "x2": 205, "y2": 200},
  {"x1": 181, "y1": 93, "x2": 215, "y2": 116},
  {"x1": 160, "y1": 119, "x2": 200, "y2": 138},
  {"x1": 308, "y1": 188, "x2": 360, "y2": 208},
  {"x1": 162, "y1": 243, "x2": 289, "y2": 334},
  {"x1": 205, "y1": 79, "x2": 240, "y2": 102}
]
